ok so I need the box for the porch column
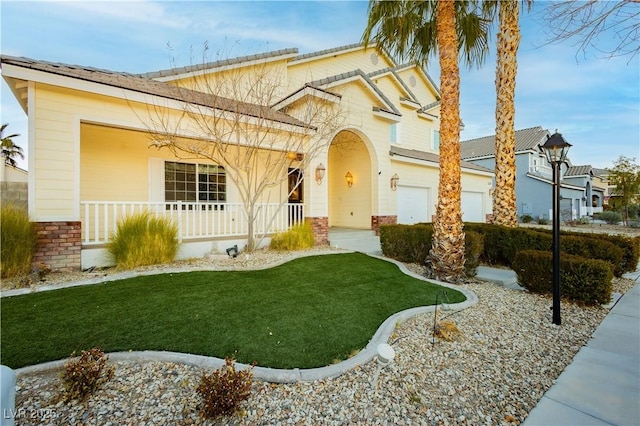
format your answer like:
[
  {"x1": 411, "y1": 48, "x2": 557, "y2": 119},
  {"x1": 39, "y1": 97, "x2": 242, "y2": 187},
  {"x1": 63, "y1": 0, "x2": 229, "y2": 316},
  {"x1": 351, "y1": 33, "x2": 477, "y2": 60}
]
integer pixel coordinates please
[{"x1": 306, "y1": 217, "x2": 328, "y2": 245}]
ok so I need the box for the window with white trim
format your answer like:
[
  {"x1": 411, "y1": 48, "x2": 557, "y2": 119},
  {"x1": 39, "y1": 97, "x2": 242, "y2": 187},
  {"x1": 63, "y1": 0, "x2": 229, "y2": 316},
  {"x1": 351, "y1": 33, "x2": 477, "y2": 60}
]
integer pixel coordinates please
[
  {"x1": 164, "y1": 161, "x2": 226, "y2": 204},
  {"x1": 390, "y1": 123, "x2": 401, "y2": 144},
  {"x1": 432, "y1": 130, "x2": 440, "y2": 151}
]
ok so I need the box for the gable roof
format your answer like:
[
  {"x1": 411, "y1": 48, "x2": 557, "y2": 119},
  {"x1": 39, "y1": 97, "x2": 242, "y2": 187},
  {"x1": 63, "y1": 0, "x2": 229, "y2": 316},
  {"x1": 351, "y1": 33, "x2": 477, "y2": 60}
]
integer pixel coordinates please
[
  {"x1": 460, "y1": 126, "x2": 550, "y2": 160},
  {"x1": 390, "y1": 146, "x2": 493, "y2": 174},
  {"x1": 367, "y1": 67, "x2": 419, "y2": 103},
  {"x1": 308, "y1": 69, "x2": 401, "y2": 116},
  {"x1": 0, "y1": 55, "x2": 310, "y2": 129}
]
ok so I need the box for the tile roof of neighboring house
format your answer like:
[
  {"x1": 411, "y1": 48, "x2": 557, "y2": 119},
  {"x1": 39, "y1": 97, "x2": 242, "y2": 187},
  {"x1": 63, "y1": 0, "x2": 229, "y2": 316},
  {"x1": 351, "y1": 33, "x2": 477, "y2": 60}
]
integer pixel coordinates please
[
  {"x1": 140, "y1": 48, "x2": 299, "y2": 79},
  {"x1": 308, "y1": 69, "x2": 401, "y2": 116},
  {"x1": 460, "y1": 126, "x2": 549, "y2": 160},
  {"x1": 592, "y1": 167, "x2": 609, "y2": 176},
  {"x1": 0, "y1": 55, "x2": 310, "y2": 129},
  {"x1": 389, "y1": 146, "x2": 493, "y2": 173},
  {"x1": 565, "y1": 165, "x2": 593, "y2": 177}
]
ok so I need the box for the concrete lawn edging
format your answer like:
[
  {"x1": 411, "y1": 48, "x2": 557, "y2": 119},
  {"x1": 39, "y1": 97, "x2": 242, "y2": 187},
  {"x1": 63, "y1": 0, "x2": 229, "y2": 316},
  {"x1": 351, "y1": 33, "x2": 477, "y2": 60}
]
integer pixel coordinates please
[{"x1": 12, "y1": 252, "x2": 478, "y2": 383}]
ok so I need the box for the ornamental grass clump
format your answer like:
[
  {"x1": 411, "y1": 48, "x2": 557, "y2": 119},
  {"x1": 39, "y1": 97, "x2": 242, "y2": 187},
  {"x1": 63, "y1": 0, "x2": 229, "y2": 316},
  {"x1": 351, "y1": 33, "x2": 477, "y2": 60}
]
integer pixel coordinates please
[
  {"x1": 269, "y1": 221, "x2": 314, "y2": 251},
  {"x1": 61, "y1": 347, "x2": 115, "y2": 402},
  {"x1": 196, "y1": 358, "x2": 254, "y2": 419},
  {"x1": 107, "y1": 211, "x2": 179, "y2": 269},
  {"x1": 0, "y1": 204, "x2": 38, "y2": 278}
]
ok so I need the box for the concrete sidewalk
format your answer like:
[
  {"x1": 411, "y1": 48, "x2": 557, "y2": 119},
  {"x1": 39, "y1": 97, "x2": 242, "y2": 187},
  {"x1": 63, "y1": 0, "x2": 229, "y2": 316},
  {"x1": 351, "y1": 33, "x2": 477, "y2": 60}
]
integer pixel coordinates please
[{"x1": 523, "y1": 281, "x2": 640, "y2": 426}]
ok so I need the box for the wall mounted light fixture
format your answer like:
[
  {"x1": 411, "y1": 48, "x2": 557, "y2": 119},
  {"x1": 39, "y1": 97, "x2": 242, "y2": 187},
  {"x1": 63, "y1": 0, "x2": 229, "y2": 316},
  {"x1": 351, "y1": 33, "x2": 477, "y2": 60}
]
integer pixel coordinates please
[
  {"x1": 390, "y1": 173, "x2": 399, "y2": 191},
  {"x1": 345, "y1": 171, "x2": 354, "y2": 188},
  {"x1": 315, "y1": 163, "x2": 326, "y2": 185}
]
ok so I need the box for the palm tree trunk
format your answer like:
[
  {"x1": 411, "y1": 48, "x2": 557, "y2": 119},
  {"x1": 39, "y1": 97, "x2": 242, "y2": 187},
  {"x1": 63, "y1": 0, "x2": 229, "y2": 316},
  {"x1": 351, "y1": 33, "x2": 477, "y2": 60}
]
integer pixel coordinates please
[
  {"x1": 429, "y1": 0, "x2": 465, "y2": 283},
  {"x1": 493, "y1": 0, "x2": 521, "y2": 227}
]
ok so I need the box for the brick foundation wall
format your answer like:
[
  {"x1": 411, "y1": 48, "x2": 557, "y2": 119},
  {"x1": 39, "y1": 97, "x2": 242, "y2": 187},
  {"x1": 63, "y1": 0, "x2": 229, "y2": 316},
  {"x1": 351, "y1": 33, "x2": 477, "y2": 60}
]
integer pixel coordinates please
[
  {"x1": 306, "y1": 216, "x2": 328, "y2": 245},
  {"x1": 33, "y1": 221, "x2": 82, "y2": 272},
  {"x1": 371, "y1": 215, "x2": 397, "y2": 235}
]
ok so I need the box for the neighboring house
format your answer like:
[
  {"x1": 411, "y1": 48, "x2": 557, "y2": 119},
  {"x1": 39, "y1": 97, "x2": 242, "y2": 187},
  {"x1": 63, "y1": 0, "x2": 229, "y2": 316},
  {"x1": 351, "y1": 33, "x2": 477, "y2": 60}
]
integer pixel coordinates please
[
  {"x1": 0, "y1": 163, "x2": 28, "y2": 211},
  {"x1": 460, "y1": 126, "x2": 605, "y2": 222},
  {"x1": 1, "y1": 43, "x2": 493, "y2": 271}
]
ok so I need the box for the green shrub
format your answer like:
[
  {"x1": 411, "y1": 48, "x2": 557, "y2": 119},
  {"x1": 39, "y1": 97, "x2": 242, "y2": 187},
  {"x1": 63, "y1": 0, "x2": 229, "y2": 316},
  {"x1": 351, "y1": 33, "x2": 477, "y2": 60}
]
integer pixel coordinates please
[
  {"x1": 472, "y1": 224, "x2": 551, "y2": 266},
  {"x1": 562, "y1": 231, "x2": 639, "y2": 275},
  {"x1": 196, "y1": 358, "x2": 254, "y2": 419},
  {"x1": 0, "y1": 204, "x2": 38, "y2": 278},
  {"x1": 464, "y1": 230, "x2": 484, "y2": 277},
  {"x1": 560, "y1": 235, "x2": 623, "y2": 277},
  {"x1": 537, "y1": 217, "x2": 549, "y2": 225},
  {"x1": 61, "y1": 347, "x2": 115, "y2": 402},
  {"x1": 269, "y1": 222, "x2": 314, "y2": 251},
  {"x1": 520, "y1": 214, "x2": 533, "y2": 223},
  {"x1": 513, "y1": 250, "x2": 612, "y2": 305},
  {"x1": 595, "y1": 211, "x2": 622, "y2": 225},
  {"x1": 380, "y1": 224, "x2": 433, "y2": 263},
  {"x1": 107, "y1": 211, "x2": 179, "y2": 269},
  {"x1": 380, "y1": 224, "x2": 483, "y2": 277}
]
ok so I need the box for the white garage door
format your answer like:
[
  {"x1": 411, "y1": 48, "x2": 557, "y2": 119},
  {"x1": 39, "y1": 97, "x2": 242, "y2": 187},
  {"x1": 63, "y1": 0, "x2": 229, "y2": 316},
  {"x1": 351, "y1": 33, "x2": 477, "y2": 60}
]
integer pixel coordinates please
[
  {"x1": 461, "y1": 191, "x2": 484, "y2": 222},
  {"x1": 397, "y1": 186, "x2": 429, "y2": 224}
]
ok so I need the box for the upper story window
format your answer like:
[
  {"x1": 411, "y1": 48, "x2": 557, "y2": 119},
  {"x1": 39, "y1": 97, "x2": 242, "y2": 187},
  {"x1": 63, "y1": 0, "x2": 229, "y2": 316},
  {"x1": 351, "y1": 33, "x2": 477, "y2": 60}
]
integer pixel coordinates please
[
  {"x1": 431, "y1": 130, "x2": 440, "y2": 151},
  {"x1": 164, "y1": 161, "x2": 226, "y2": 204},
  {"x1": 390, "y1": 123, "x2": 401, "y2": 144}
]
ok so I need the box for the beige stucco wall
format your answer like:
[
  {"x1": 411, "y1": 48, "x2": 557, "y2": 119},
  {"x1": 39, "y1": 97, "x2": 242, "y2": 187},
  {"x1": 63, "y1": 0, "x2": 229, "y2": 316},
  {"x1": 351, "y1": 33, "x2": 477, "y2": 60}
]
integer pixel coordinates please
[
  {"x1": 287, "y1": 48, "x2": 394, "y2": 90},
  {"x1": 29, "y1": 82, "x2": 300, "y2": 221}
]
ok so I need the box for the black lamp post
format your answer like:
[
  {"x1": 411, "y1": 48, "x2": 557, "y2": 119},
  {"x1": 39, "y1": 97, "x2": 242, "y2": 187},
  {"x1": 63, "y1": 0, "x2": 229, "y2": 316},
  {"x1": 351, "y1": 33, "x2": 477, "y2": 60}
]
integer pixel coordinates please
[{"x1": 541, "y1": 132, "x2": 572, "y2": 325}]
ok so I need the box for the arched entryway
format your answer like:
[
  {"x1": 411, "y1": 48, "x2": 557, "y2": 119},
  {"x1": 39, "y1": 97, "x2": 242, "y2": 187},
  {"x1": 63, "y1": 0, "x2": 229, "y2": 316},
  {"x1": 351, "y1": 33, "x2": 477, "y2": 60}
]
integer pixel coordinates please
[{"x1": 327, "y1": 129, "x2": 373, "y2": 229}]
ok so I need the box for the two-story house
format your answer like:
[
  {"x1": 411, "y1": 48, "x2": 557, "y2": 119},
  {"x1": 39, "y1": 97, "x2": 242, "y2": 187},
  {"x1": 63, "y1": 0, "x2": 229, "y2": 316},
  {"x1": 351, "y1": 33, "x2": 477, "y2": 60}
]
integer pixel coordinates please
[
  {"x1": 460, "y1": 126, "x2": 605, "y2": 222},
  {"x1": 1, "y1": 43, "x2": 494, "y2": 270}
]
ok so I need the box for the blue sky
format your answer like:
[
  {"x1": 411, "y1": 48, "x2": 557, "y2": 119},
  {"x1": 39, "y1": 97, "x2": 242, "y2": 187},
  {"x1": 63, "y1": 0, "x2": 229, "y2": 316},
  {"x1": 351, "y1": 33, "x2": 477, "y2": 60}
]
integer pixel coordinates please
[{"x1": 1, "y1": 0, "x2": 638, "y2": 170}]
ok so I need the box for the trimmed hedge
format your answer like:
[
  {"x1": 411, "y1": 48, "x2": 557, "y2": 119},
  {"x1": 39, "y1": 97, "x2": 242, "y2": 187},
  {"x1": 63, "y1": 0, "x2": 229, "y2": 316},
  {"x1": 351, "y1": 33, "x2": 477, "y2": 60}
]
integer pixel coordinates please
[
  {"x1": 513, "y1": 250, "x2": 612, "y2": 305},
  {"x1": 380, "y1": 224, "x2": 432, "y2": 264},
  {"x1": 464, "y1": 223, "x2": 631, "y2": 277},
  {"x1": 379, "y1": 224, "x2": 484, "y2": 277}
]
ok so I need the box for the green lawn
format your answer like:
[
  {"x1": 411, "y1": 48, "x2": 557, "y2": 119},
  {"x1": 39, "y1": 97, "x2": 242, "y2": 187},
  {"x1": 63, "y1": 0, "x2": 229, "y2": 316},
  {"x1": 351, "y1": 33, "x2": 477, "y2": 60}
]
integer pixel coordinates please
[{"x1": 1, "y1": 253, "x2": 465, "y2": 369}]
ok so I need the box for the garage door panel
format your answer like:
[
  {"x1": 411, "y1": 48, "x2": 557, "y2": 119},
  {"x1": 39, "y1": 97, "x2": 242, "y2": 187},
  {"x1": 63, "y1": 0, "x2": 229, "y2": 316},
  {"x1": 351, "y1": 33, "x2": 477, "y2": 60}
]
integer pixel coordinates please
[
  {"x1": 461, "y1": 191, "x2": 484, "y2": 222},
  {"x1": 397, "y1": 186, "x2": 429, "y2": 224}
]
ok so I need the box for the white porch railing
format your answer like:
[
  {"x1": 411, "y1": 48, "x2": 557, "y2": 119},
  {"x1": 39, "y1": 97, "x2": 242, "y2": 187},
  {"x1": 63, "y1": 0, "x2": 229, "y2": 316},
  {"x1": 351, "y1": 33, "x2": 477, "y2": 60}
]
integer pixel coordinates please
[{"x1": 81, "y1": 201, "x2": 305, "y2": 245}]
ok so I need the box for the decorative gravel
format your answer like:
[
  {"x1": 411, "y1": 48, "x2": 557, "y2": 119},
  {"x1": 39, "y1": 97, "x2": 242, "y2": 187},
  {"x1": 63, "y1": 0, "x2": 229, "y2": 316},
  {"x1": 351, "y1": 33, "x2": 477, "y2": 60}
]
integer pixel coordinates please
[{"x1": 7, "y1": 250, "x2": 636, "y2": 426}]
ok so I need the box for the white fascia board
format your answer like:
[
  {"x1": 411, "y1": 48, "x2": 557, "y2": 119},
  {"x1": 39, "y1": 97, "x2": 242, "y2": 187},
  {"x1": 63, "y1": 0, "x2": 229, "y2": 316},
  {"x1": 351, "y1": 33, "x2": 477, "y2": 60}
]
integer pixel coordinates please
[{"x1": 2, "y1": 63, "x2": 309, "y2": 136}]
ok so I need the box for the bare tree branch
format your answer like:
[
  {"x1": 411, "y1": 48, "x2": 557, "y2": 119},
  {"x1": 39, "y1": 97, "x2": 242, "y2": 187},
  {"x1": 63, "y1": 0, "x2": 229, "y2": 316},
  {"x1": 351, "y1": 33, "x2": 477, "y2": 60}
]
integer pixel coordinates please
[
  {"x1": 136, "y1": 48, "x2": 346, "y2": 250},
  {"x1": 540, "y1": 0, "x2": 640, "y2": 62}
]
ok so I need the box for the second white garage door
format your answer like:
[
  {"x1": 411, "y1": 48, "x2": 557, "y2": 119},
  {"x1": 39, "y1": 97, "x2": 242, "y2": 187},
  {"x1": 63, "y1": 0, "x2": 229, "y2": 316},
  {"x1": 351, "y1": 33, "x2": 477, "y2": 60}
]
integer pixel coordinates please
[
  {"x1": 397, "y1": 186, "x2": 430, "y2": 224},
  {"x1": 461, "y1": 191, "x2": 484, "y2": 222}
]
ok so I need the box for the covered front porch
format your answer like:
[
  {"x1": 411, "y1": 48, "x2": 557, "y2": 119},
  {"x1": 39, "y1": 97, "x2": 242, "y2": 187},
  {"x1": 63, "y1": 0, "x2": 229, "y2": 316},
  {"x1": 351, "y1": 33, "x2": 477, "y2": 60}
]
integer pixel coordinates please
[{"x1": 79, "y1": 201, "x2": 306, "y2": 268}]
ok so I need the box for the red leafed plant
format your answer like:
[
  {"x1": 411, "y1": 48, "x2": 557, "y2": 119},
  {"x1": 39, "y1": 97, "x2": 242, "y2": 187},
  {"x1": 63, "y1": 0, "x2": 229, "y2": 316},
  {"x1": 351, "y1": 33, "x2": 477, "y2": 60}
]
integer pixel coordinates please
[
  {"x1": 196, "y1": 357, "x2": 255, "y2": 419},
  {"x1": 61, "y1": 347, "x2": 115, "y2": 402}
]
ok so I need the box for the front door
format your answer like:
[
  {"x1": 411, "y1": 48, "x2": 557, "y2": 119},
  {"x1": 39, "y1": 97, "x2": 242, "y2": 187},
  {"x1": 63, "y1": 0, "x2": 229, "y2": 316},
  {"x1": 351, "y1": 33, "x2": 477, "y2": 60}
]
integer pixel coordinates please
[{"x1": 288, "y1": 168, "x2": 303, "y2": 225}]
